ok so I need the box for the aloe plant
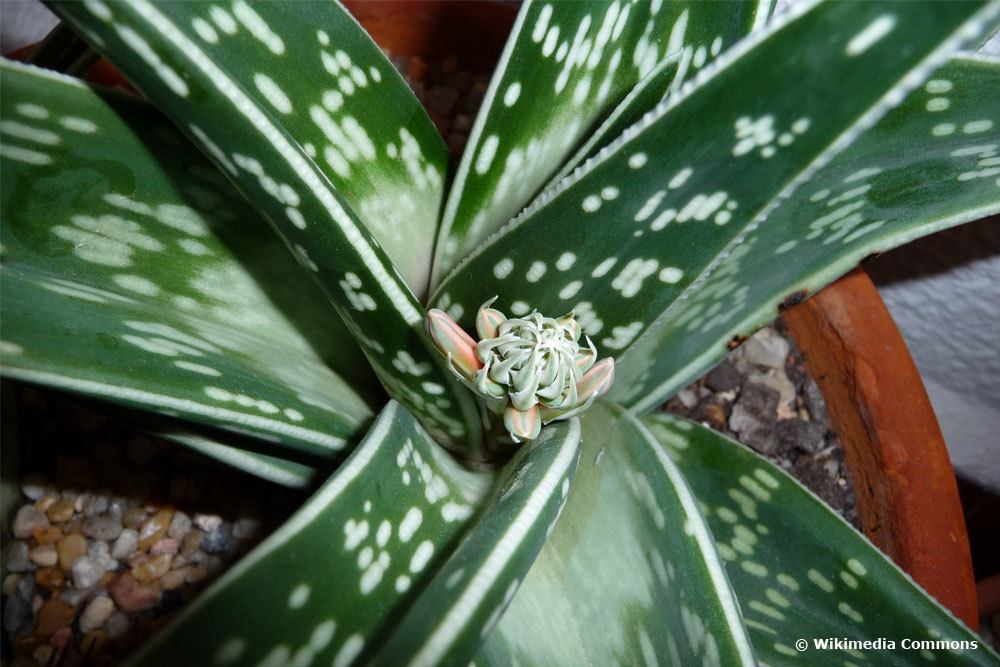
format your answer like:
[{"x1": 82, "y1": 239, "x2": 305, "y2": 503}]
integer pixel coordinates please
[{"x1": 2, "y1": 0, "x2": 999, "y2": 664}]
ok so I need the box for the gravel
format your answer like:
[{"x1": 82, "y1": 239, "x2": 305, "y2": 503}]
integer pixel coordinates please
[
  {"x1": 664, "y1": 322, "x2": 860, "y2": 527},
  {"x1": 1, "y1": 389, "x2": 304, "y2": 665}
]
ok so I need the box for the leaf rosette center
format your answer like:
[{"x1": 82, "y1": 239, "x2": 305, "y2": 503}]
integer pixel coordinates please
[{"x1": 427, "y1": 299, "x2": 614, "y2": 442}]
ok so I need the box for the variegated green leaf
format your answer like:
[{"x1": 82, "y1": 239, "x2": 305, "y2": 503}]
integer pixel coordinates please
[
  {"x1": 130, "y1": 401, "x2": 492, "y2": 667},
  {"x1": 553, "y1": 1, "x2": 773, "y2": 182},
  {"x1": 432, "y1": 1, "x2": 996, "y2": 386},
  {"x1": 476, "y1": 402, "x2": 755, "y2": 666},
  {"x1": 430, "y1": 0, "x2": 765, "y2": 285},
  {"x1": 52, "y1": 0, "x2": 481, "y2": 450},
  {"x1": 619, "y1": 53, "x2": 1000, "y2": 411},
  {"x1": 643, "y1": 413, "x2": 1000, "y2": 667},
  {"x1": 0, "y1": 59, "x2": 375, "y2": 458},
  {"x1": 373, "y1": 419, "x2": 580, "y2": 667}
]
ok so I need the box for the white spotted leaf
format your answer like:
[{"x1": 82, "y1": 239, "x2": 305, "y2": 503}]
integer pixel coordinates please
[
  {"x1": 617, "y1": 53, "x2": 1000, "y2": 411},
  {"x1": 0, "y1": 60, "x2": 375, "y2": 460},
  {"x1": 51, "y1": 0, "x2": 482, "y2": 450},
  {"x1": 553, "y1": 1, "x2": 774, "y2": 182},
  {"x1": 475, "y1": 401, "x2": 756, "y2": 666},
  {"x1": 430, "y1": 0, "x2": 767, "y2": 285},
  {"x1": 128, "y1": 401, "x2": 492, "y2": 667},
  {"x1": 432, "y1": 2, "x2": 996, "y2": 383},
  {"x1": 643, "y1": 413, "x2": 1000, "y2": 666},
  {"x1": 372, "y1": 418, "x2": 581, "y2": 666}
]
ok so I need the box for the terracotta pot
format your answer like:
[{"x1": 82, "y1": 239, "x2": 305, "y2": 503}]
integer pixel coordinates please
[{"x1": 15, "y1": 0, "x2": 977, "y2": 629}]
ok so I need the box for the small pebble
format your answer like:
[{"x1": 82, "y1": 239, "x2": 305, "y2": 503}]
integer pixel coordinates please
[
  {"x1": 740, "y1": 327, "x2": 790, "y2": 368},
  {"x1": 72, "y1": 556, "x2": 104, "y2": 589},
  {"x1": 20, "y1": 473, "x2": 52, "y2": 501},
  {"x1": 111, "y1": 529, "x2": 139, "y2": 559},
  {"x1": 83, "y1": 515, "x2": 123, "y2": 541},
  {"x1": 36, "y1": 600, "x2": 75, "y2": 637},
  {"x1": 32, "y1": 525, "x2": 63, "y2": 545},
  {"x1": 138, "y1": 509, "x2": 174, "y2": 551},
  {"x1": 201, "y1": 525, "x2": 231, "y2": 555},
  {"x1": 88, "y1": 540, "x2": 118, "y2": 572},
  {"x1": 150, "y1": 538, "x2": 179, "y2": 556},
  {"x1": 192, "y1": 513, "x2": 222, "y2": 533},
  {"x1": 5, "y1": 541, "x2": 33, "y2": 573},
  {"x1": 15, "y1": 573, "x2": 36, "y2": 600},
  {"x1": 60, "y1": 586, "x2": 95, "y2": 607},
  {"x1": 705, "y1": 359, "x2": 742, "y2": 392},
  {"x1": 35, "y1": 494, "x2": 58, "y2": 512},
  {"x1": 109, "y1": 574, "x2": 159, "y2": 613},
  {"x1": 104, "y1": 611, "x2": 130, "y2": 639},
  {"x1": 12, "y1": 505, "x2": 50, "y2": 538},
  {"x1": 29, "y1": 544, "x2": 58, "y2": 568},
  {"x1": 160, "y1": 568, "x2": 189, "y2": 591},
  {"x1": 56, "y1": 533, "x2": 87, "y2": 571},
  {"x1": 132, "y1": 553, "x2": 172, "y2": 582},
  {"x1": 2, "y1": 573, "x2": 18, "y2": 596},
  {"x1": 83, "y1": 489, "x2": 111, "y2": 516},
  {"x1": 3, "y1": 594, "x2": 31, "y2": 633},
  {"x1": 35, "y1": 567, "x2": 65, "y2": 592},
  {"x1": 167, "y1": 511, "x2": 192, "y2": 540},
  {"x1": 180, "y1": 530, "x2": 203, "y2": 556},
  {"x1": 79, "y1": 597, "x2": 116, "y2": 634},
  {"x1": 122, "y1": 507, "x2": 147, "y2": 530},
  {"x1": 46, "y1": 499, "x2": 76, "y2": 524}
]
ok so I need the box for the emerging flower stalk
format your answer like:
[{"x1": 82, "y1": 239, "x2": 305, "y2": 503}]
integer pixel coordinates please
[{"x1": 427, "y1": 299, "x2": 614, "y2": 442}]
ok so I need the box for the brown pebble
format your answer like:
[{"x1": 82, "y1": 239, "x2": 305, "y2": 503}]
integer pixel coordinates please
[
  {"x1": 138, "y1": 509, "x2": 174, "y2": 551},
  {"x1": 35, "y1": 494, "x2": 58, "y2": 512},
  {"x1": 35, "y1": 566, "x2": 65, "y2": 592},
  {"x1": 160, "y1": 567, "x2": 189, "y2": 590},
  {"x1": 185, "y1": 565, "x2": 208, "y2": 584},
  {"x1": 132, "y1": 553, "x2": 172, "y2": 582},
  {"x1": 180, "y1": 530, "x2": 203, "y2": 556},
  {"x1": 121, "y1": 507, "x2": 147, "y2": 530},
  {"x1": 46, "y1": 499, "x2": 76, "y2": 524},
  {"x1": 33, "y1": 525, "x2": 63, "y2": 545},
  {"x1": 109, "y1": 574, "x2": 160, "y2": 613},
  {"x1": 56, "y1": 533, "x2": 87, "y2": 571},
  {"x1": 36, "y1": 600, "x2": 76, "y2": 636},
  {"x1": 12, "y1": 634, "x2": 45, "y2": 658}
]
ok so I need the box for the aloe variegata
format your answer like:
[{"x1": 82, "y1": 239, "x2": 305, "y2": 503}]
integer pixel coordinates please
[{"x1": 1, "y1": 0, "x2": 999, "y2": 665}]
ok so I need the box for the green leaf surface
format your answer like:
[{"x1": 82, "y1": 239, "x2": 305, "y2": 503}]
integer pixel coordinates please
[
  {"x1": 130, "y1": 401, "x2": 492, "y2": 667},
  {"x1": 643, "y1": 413, "x2": 1000, "y2": 667},
  {"x1": 431, "y1": 0, "x2": 763, "y2": 285},
  {"x1": 432, "y1": 1, "x2": 995, "y2": 380},
  {"x1": 52, "y1": 0, "x2": 480, "y2": 450},
  {"x1": 477, "y1": 402, "x2": 754, "y2": 666},
  {"x1": 618, "y1": 53, "x2": 1000, "y2": 411},
  {"x1": 0, "y1": 59, "x2": 375, "y2": 458},
  {"x1": 373, "y1": 419, "x2": 581, "y2": 667},
  {"x1": 552, "y1": 1, "x2": 773, "y2": 182}
]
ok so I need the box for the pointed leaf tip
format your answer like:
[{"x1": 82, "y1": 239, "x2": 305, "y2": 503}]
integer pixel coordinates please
[{"x1": 427, "y1": 309, "x2": 482, "y2": 379}]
